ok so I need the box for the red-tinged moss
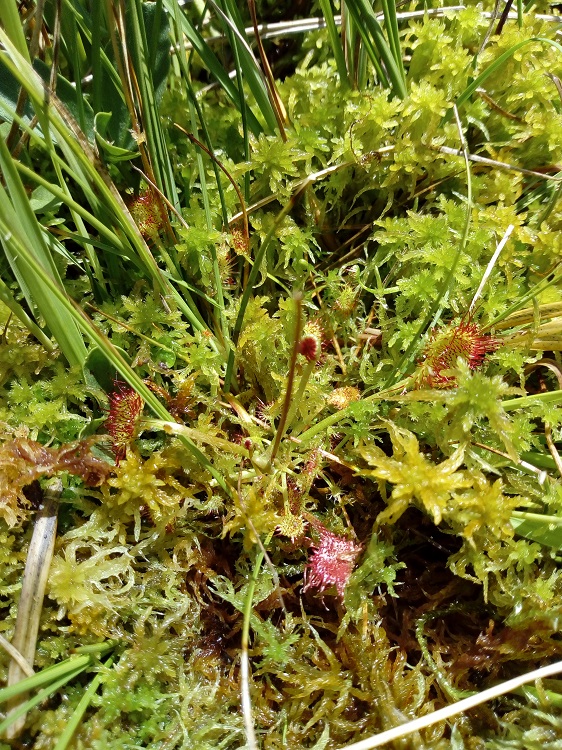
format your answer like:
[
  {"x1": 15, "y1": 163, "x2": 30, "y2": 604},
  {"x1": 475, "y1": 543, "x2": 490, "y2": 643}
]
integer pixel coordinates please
[{"x1": 0, "y1": 437, "x2": 110, "y2": 527}]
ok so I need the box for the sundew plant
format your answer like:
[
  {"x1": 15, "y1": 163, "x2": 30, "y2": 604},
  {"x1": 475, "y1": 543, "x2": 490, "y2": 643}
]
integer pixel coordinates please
[{"x1": 2, "y1": 0, "x2": 562, "y2": 747}]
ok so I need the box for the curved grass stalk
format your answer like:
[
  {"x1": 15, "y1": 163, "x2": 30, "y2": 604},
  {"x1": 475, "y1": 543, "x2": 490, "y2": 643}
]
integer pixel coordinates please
[
  {"x1": 247, "y1": 0, "x2": 288, "y2": 139},
  {"x1": 436, "y1": 145, "x2": 562, "y2": 182},
  {"x1": 511, "y1": 510, "x2": 562, "y2": 548},
  {"x1": 240, "y1": 551, "x2": 263, "y2": 750},
  {"x1": 52, "y1": 656, "x2": 115, "y2": 750},
  {"x1": 336, "y1": 660, "x2": 562, "y2": 750},
  {"x1": 451, "y1": 37, "x2": 562, "y2": 121},
  {"x1": 61, "y1": 0, "x2": 124, "y2": 107}
]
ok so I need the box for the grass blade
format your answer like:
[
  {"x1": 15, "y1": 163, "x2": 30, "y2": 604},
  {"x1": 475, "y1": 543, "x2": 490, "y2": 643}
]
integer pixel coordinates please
[
  {"x1": 318, "y1": 0, "x2": 349, "y2": 87},
  {"x1": 52, "y1": 658, "x2": 114, "y2": 750},
  {"x1": 344, "y1": 0, "x2": 407, "y2": 97},
  {"x1": 451, "y1": 37, "x2": 562, "y2": 119},
  {"x1": 126, "y1": 0, "x2": 180, "y2": 208},
  {"x1": 0, "y1": 665, "x2": 87, "y2": 736},
  {"x1": 0, "y1": 0, "x2": 31, "y2": 63},
  {"x1": 164, "y1": 0, "x2": 263, "y2": 135},
  {"x1": 0, "y1": 134, "x2": 87, "y2": 367},
  {"x1": 0, "y1": 656, "x2": 90, "y2": 703},
  {"x1": 209, "y1": 0, "x2": 278, "y2": 133}
]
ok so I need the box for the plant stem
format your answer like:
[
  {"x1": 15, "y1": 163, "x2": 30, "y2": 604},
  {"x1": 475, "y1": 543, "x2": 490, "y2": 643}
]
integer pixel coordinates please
[
  {"x1": 269, "y1": 294, "x2": 303, "y2": 464},
  {"x1": 5, "y1": 480, "x2": 60, "y2": 738}
]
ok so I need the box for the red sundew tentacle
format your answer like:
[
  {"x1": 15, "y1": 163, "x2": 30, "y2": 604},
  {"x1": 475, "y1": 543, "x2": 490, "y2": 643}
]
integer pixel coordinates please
[
  {"x1": 417, "y1": 317, "x2": 500, "y2": 388},
  {"x1": 303, "y1": 523, "x2": 363, "y2": 600},
  {"x1": 297, "y1": 320, "x2": 326, "y2": 362},
  {"x1": 105, "y1": 381, "x2": 144, "y2": 465},
  {"x1": 126, "y1": 189, "x2": 165, "y2": 241}
]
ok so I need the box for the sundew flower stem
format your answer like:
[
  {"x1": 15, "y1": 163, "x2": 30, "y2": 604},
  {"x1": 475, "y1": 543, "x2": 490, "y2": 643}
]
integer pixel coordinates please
[
  {"x1": 284, "y1": 358, "x2": 317, "y2": 436},
  {"x1": 269, "y1": 293, "x2": 303, "y2": 465}
]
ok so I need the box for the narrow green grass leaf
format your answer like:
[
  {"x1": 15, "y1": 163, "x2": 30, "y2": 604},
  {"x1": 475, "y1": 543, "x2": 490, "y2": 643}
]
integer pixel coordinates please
[
  {"x1": 0, "y1": 137, "x2": 87, "y2": 367},
  {"x1": 127, "y1": 0, "x2": 180, "y2": 207},
  {"x1": 209, "y1": 0, "x2": 278, "y2": 133},
  {"x1": 503, "y1": 390, "x2": 562, "y2": 410},
  {"x1": 0, "y1": 656, "x2": 90, "y2": 703},
  {"x1": 163, "y1": 0, "x2": 263, "y2": 135},
  {"x1": 0, "y1": 666, "x2": 86, "y2": 735},
  {"x1": 0, "y1": 277, "x2": 54, "y2": 350},
  {"x1": 52, "y1": 658, "x2": 114, "y2": 750},
  {"x1": 511, "y1": 511, "x2": 562, "y2": 549},
  {"x1": 318, "y1": 0, "x2": 349, "y2": 87},
  {"x1": 0, "y1": 0, "x2": 31, "y2": 64},
  {"x1": 344, "y1": 0, "x2": 407, "y2": 97},
  {"x1": 380, "y1": 0, "x2": 407, "y2": 91},
  {"x1": 451, "y1": 37, "x2": 562, "y2": 120}
]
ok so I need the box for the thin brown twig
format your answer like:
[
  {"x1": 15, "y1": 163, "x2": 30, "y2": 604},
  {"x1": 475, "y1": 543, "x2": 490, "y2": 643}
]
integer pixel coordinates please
[{"x1": 436, "y1": 145, "x2": 561, "y2": 182}]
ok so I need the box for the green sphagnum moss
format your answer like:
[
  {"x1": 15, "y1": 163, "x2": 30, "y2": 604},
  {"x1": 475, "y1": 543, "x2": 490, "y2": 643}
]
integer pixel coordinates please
[{"x1": 2, "y1": 1, "x2": 562, "y2": 748}]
